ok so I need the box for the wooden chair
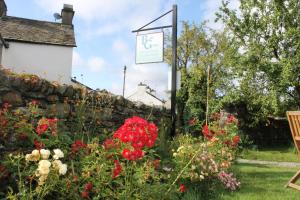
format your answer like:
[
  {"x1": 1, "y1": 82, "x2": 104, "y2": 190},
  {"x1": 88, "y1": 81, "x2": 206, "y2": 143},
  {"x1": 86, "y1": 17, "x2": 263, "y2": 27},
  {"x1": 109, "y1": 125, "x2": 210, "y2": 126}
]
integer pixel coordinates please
[{"x1": 286, "y1": 111, "x2": 300, "y2": 190}]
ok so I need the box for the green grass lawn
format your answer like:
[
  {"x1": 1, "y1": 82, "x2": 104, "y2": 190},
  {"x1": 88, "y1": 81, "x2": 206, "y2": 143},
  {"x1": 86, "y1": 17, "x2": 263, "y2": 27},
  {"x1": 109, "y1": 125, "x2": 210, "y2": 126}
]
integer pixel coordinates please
[
  {"x1": 219, "y1": 164, "x2": 300, "y2": 200},
  {"x1": 240, "y1": 147, "x2": 300, "y2": 163}
]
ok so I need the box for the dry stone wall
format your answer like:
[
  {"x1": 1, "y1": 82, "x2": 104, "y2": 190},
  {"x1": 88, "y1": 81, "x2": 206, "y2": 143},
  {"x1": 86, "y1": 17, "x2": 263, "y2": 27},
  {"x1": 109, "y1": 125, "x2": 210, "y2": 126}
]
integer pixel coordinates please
[{"x1": 0, "y1": 67, "x2": 170, "y2": 133}]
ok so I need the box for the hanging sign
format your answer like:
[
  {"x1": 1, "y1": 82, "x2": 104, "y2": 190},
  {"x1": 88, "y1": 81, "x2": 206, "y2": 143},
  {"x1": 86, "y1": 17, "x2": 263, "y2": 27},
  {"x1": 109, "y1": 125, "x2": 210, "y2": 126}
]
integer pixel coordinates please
[{"x1": 135, "y1": 32, "x2": 164, "y2": 64}]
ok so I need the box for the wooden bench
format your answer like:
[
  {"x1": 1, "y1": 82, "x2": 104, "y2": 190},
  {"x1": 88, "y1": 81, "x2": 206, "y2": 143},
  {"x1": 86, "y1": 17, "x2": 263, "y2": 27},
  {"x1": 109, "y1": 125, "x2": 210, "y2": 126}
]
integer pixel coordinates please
[{"x1": 286, "y1": 111, "x2": 300, "y2": 190}]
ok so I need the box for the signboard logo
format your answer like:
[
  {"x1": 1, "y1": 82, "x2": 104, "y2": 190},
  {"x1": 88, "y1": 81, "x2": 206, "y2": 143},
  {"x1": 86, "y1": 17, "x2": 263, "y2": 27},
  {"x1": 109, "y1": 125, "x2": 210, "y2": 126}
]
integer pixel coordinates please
[{"x1": 135, "y1": 32, "x2": 164, "y2": 64}]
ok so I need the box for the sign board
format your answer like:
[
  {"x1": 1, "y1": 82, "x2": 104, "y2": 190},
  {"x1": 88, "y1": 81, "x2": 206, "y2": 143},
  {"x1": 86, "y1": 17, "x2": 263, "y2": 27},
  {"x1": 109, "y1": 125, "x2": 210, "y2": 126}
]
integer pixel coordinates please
[{"x1": 135, "y1": 32, "x2": 164, "y2": 64}]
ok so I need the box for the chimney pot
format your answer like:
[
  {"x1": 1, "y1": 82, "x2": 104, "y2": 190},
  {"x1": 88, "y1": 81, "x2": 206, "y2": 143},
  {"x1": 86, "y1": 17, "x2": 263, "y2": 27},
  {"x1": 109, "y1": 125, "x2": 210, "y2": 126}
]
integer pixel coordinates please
[
  {"x1": 61, "y1": 4, "x2": 74, "y2": 25},
  {"x1": 0, "y1": 0, "x2": 7, "y2": 17}
]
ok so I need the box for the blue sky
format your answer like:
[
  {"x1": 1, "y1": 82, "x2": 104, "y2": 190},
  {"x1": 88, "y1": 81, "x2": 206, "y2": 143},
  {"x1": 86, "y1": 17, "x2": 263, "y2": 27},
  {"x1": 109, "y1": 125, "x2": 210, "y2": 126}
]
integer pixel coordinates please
[{"x1": 5, "y1": 0, "x2": 238, "y2": 99}]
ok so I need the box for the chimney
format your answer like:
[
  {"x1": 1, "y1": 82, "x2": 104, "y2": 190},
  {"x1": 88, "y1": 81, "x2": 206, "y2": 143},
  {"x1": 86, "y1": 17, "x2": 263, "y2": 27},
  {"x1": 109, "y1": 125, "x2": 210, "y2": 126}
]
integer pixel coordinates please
[
  {"x1": 61, "y1": 4, "x2": 74, "y2": 25},
  {"x1": 0, "y1": 0, "x2": 7, "y2": 17}
]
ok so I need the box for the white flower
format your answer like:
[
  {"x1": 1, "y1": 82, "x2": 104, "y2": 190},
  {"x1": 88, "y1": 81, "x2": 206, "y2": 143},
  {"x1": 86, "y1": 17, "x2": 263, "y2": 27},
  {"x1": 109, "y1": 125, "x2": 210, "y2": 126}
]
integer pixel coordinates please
[
  {"x1": 177, "y1": 146, "x2": 184, "y2": 152},
  {"x1": 52, "y1": 160, "x2": 62, "y2": 170},
  {"x1": 59, "y1": 164, "x2": 67, "y2": 175},
  {"x1": 40, "y1": 149, "x2": 50, "y2": 160},
  {"x1": 53, "y1": 149, "x2": 64, "y2": 160},
  {"x1": 37, "y1": 160, "x2": 51, "y2": 175},
  {"x1": 29, "y1": 149, "x2": 40, "y2": 161},
  {"x1": 38, "y1": 175, "x2": 48, "y2": 186},
  {"x1": 25, "y1": 154, "x2": 32, "y2": 161}
]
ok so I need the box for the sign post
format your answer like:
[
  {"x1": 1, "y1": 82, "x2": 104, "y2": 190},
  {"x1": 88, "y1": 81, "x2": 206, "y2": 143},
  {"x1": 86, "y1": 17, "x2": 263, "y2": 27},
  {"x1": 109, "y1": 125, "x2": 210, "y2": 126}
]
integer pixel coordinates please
[
  {"x1": 170, "y1": 5, "x2": 177, "y2": 137},
  {"x1": 132, "y1": 5, "x2": 178, "y2": 137}
]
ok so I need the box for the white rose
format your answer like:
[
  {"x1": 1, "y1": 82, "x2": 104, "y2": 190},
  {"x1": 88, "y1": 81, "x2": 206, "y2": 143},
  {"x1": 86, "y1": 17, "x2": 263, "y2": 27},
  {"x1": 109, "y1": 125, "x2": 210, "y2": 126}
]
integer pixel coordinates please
[
  {"x1": 38, "y1": 160, "x2": 51, "y2": 175},
  {"x1": 53, "y1": 149, "x2": 64, "y2": 160},
  {"x1": 52, "y1": 160, "x2": 62, "y2": 170},
  {"x1": 59, "y1": 164, "x2": 67, "y2": 175},
  {"x1": 25, "y1": 154, "x2": 33, "y2": 161},
  {"x1": 38, "y1": 175, "x2": 48, "y2": 186},
  {"x1": 40, "y1": 149, "x2": 50, "y2": 160},
  {"x1": 31, "y1": 149, "x2": 40, "y2": 161}
]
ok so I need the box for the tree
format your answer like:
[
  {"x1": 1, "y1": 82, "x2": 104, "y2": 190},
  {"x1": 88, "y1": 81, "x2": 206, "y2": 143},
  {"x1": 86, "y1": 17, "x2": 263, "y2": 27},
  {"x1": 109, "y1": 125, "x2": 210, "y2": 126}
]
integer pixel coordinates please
[
  {"x1": 217, "y1": 0, "x2": 300, "y2": 112},
  {"x1": 165, "y1": 22, "x2": 237, "y2": 130}
]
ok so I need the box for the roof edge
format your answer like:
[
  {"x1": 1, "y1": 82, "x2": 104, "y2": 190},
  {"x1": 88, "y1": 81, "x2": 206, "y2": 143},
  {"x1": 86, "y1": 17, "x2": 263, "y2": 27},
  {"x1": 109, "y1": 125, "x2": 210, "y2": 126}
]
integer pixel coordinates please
[{"x1": 4, "y1": 38, "x2": 77, "y2": 47}]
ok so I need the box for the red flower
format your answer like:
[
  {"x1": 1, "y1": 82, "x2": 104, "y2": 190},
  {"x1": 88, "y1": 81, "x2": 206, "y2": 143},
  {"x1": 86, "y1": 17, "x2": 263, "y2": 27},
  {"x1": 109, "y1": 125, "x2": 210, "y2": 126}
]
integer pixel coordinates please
[
  {"x1": 112, "y1": 160, "x2": 122, "y2": 178},
  {"x1": 103, "y1": 139, "x2": 116, "y2": 150},
  {"x1": 122, "y1": 148, "x2": 131, "y2": 160},
  {"x1": 232, "y1": 135, "x2": 240, "y2": 147},
  {"x1": 202, "y1": 124, "x2": 214, "y2": 140},
  {"x1": 34, "y1": 140, "x2": 44, "y2": 150},
  {"x1": 37, "y1": 124, "x2": 48, "y2": 135},
  {"x1": 226, "y1": 115, "x2": 237, "y2": 124},
  {"x1": 31, "y1": 100, "x2": 39, "y2": 106},
  {"x1": 188, "y1": 118, "x2": 197, "y2": 126},
  {"x1": 84, "y1": 182, "x2": 93, "y2": 191},
  {"x1": 112, "y1": 117, "x2": 158, "y2": 161},
  {"x1": 179, "y1": 184, "x2": 186, "y2": 193},
  {"x1": 71, "y1": 140, "x2": 87, "y2": 154},
  {"x1": 81, "y1": 191, "x2": 89, "y2": 198},
  {"x1": 152, "y1": 159, "x2": 161, "y2": 169},
  {"x1": 131, "y1": 148, "x2": 144, "y2": 160}
]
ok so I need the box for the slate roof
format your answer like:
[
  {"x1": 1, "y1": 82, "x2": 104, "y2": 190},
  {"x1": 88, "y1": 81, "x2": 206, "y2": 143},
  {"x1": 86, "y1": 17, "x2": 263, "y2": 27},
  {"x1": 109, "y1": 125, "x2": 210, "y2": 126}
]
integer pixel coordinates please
[{"x1": 0, "y1": 16, "x2": 76, "y2": 47}]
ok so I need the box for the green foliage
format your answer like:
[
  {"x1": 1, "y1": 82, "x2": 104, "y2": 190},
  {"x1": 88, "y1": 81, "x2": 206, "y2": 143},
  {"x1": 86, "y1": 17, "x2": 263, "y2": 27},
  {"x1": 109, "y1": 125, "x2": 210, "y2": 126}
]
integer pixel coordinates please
[
  {"x1": 217, "y1": 0, "x2": 300, "y2": 115},
  {"x1": 165, "y1": 22, "x2": 238, "y2": 131}
]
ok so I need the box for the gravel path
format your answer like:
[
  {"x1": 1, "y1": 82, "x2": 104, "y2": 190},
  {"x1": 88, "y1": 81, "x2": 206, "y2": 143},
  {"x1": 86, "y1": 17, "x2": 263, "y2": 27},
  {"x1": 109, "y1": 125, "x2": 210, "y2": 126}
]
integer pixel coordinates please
[{"x1": 237, "y1": 158, "x2": 300, "y2": 168}]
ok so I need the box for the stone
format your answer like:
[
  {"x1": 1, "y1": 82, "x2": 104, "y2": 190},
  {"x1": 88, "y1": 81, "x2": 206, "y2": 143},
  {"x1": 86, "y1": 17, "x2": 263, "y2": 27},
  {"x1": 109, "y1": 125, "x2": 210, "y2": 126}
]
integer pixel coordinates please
[
  {"x1": 47, "y1": 103, "x2": 71, "y2": 118},
  {"x1": 47, "y1": 95, "x2": 59, "y2": 102},
  {"x1": 2, "y1": 92, "x2": 23, "y2": 106},
  {"x1": 64, "y1": 86, "x2": 74, "y2": 97},
  {"x1": 58, "y1": 85, "x2": 68, "y2": 96},
  {"x1": 25, "y1": 92, "x2": 45, "y2": 99},
  {"x1": 0, "y1": 86, "x2": 10, "y2": 94}
]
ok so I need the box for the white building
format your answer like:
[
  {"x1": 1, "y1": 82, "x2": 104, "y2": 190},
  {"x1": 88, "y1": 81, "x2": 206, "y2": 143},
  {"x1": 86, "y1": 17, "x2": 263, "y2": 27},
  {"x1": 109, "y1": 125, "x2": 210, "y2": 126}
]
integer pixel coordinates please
[
  {"x1": 0, "y1": 0, "x2": 76, "y2": 84},
  {"x1": 127, "y1": 83, "x2": 166, "y2": 108}
]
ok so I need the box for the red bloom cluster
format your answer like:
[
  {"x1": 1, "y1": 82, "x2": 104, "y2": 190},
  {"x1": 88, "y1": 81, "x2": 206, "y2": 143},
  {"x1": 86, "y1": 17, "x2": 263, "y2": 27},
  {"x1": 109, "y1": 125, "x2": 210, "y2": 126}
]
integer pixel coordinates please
[
  {"x1": 112, "y1": 160, "x2": 122, "y2": 179},
  {"x1": 202, "y1": 124, "x2": 214, "y2": 140},
  {"x1": 82, "y1": 182, "x2": 93, "y2": 198},
  {"x1": 36, "y1": 118, "x2": 58, "y2": 136},
  {"x1": 121, "y1": 148, "x2": 144, "y2": 161},
  {"x1": 103, "y1": 139, "x2": 117, "y2": 150},
  {"x1": 71, "y1": 140, "x2": 87, "y2": 153},
  {"x1": 34, "y1": 139, "x2": 44, "y2": 150},
  {"x1": 113, "y1": 116, "x2": 158, "y2": 161},
  {"x1": 232, "y1": 135, "x2": 240, "y2": 147},
  {"x1": 37, "y1": 124, "x2": 48, "y2": 136},
  {"x1": 226, "y1": 115, "x2": 237, "y2": 124}
]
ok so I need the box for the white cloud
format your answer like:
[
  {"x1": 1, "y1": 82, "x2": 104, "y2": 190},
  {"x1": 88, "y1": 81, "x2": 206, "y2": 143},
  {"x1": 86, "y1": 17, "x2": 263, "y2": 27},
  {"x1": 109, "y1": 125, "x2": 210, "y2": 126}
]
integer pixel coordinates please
[
  {"x1": 35, "y1": 0, "x2": 173, "y2": 33},
  {"x1": 87, "y1": 57, "x2": 106, "y2": 72}
]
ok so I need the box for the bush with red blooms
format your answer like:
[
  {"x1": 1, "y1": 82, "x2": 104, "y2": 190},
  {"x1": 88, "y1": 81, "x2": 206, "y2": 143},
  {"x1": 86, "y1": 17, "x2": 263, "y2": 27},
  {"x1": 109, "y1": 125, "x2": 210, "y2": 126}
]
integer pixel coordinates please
[
  {"x1": 74, "y1": 116, "x2": 180, "y2": 200},
  {"x1": 112, "y1": 116, "x2": 158, "y2": 161},
  {"x1": 71, "y1": 140, "x2": 87, "y2": 154},
  {"x1": 201, "y1": 112, "x2": 240, "y2": 148},
  {"x1": 81, "y1": 182, "x2": 93, "y2": 199}
]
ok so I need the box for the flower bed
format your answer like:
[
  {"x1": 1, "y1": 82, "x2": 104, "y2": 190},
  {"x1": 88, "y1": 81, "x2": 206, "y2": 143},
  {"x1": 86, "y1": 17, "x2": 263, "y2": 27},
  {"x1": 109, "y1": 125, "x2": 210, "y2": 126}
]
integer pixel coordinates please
[{"x1": 0, "y1": 102, "x2": 241, "y2": 199}]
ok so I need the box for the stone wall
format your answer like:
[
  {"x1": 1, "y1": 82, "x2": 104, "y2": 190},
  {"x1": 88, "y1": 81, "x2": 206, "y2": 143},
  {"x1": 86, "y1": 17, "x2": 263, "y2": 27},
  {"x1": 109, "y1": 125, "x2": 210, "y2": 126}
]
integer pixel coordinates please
[{"x1": 0, "y1": 66, "x2": 170, "y2": 133}]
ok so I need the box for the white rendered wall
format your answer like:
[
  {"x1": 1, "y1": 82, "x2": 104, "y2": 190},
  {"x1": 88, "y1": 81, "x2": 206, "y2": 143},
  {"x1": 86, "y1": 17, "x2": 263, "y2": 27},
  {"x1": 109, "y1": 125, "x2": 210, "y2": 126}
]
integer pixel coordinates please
[{"x1": 1, "y1": 42, "x2": 73, "y2": 84}]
